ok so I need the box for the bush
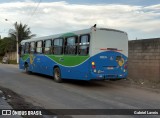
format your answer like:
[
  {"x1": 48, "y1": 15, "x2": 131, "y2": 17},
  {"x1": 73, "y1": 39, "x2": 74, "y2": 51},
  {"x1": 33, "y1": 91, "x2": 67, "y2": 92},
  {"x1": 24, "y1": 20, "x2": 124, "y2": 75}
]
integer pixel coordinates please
[
  {"x1": 0, "y1": 57, "x2": 17, "y2": 64},
  {"x1": 9, "y1": 60, "x2": 17, "y2": 64},
  {"x1": 0, "y1": 56, "x2": 2, "y2": 63}
]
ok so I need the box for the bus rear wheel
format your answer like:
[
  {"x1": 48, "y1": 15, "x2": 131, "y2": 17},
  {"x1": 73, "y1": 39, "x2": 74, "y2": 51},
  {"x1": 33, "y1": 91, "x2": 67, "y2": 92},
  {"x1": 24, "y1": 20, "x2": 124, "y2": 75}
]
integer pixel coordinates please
[{"x1": 54, "y1": 67, "x2": 62, "y2": 83}]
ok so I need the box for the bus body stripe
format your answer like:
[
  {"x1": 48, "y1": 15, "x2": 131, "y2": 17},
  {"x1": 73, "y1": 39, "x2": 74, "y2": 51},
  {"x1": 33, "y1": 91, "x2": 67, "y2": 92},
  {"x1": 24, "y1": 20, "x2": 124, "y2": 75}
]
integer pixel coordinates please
[{"x1": 45, "y1": 55, "x2": 90, "y2": 67}]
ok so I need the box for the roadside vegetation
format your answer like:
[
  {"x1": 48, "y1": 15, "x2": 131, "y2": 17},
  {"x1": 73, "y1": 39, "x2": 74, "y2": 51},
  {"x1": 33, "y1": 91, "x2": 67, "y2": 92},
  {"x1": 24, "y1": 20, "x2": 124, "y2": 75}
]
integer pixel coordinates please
[
  {"x1": 9, "y1": 22, "x2": 36, "y2": 43},
  {"x1": 0, "y1": 22, "x2": 36, "y2": 63}
]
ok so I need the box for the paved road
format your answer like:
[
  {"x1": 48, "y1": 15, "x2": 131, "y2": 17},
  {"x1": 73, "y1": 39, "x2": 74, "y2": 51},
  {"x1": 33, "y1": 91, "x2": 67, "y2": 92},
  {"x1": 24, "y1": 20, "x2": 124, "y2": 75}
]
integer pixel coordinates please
[{"x1": 0, "y1": 64, "x2": 160, "y2": 118}]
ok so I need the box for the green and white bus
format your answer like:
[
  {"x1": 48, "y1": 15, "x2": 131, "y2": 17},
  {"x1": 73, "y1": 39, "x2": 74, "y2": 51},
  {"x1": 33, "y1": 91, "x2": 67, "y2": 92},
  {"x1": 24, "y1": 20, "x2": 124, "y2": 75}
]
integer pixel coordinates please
[{"x1": 19, "y1": 27, "x2": 128, "y2": 82}]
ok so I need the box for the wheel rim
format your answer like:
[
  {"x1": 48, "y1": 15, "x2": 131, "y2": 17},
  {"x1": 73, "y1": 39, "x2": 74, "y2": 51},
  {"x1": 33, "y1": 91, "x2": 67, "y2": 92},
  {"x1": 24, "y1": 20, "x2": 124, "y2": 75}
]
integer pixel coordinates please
[
  {"x1": 25, "y1": 65, "x2": 28, "y2": 72},
  {"x1": 55, "y1": 69, "x2": 60, "y2": 80},
  {"x1": 25, "y1": 67, "x2": 28, "y2": 72},
  {"x1": 54, "y1": 67, "x2": 62, "y2": 82}
]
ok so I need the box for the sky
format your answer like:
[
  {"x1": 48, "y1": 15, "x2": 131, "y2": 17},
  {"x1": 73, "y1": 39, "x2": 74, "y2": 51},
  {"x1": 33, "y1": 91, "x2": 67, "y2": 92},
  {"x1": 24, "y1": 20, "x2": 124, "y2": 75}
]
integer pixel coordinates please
[{"x1": 0, "y1": 0, "x2": 160, "y2": 40}]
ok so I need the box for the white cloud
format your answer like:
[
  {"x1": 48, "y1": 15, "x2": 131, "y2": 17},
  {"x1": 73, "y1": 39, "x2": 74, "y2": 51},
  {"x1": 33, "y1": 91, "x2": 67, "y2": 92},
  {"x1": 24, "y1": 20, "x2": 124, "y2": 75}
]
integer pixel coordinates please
[
  {"x1": 0, "y1": 1, "x2": 160, "y2": 39},
  {"x1": 144, "y1": 4, "x2": 160, "y2": 10}
]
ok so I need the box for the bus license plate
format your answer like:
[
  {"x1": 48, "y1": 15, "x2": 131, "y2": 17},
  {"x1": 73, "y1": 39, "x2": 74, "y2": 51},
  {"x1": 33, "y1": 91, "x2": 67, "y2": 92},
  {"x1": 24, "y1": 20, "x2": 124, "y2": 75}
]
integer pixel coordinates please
[{"x1": 107, "y1": 67, "x2": 113, "y2": 70}]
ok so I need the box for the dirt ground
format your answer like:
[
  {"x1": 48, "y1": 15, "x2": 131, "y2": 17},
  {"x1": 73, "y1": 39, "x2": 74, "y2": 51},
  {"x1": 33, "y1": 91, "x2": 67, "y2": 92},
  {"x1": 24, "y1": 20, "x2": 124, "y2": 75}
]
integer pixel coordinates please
[
  {"x1": 121, "y1": 77, "x2": 160, "y2": 90},
  {"x1": 0, "y1": 86, "x2": 58, "y2": 118}
]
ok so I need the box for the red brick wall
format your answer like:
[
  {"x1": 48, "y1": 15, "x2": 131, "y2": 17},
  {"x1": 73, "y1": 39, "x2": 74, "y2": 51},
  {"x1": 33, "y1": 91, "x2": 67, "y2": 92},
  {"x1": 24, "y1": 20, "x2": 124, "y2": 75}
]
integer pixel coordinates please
[{"x1": 128, "y1": 38, "x2": 160, "y2": 82}]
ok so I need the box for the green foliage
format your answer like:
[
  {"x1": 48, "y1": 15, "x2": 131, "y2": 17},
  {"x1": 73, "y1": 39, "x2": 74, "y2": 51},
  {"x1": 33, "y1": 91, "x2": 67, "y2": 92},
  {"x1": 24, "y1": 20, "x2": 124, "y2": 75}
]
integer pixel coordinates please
[
  {"x1": 0, "y1": 22, "x2": 35, "y2": 57},
  {"x1": 0, "y1": 37, "x2": 16, "y2": 56},
  {"x1": 9, "y1": 22, "x2": 36, "y2": 43},
  {"x1": 0, "y1": 56, "x2": 2, "y2": 62},
  {"x1": 9, "y1": 60, "x2": 17, "y2": 64}
]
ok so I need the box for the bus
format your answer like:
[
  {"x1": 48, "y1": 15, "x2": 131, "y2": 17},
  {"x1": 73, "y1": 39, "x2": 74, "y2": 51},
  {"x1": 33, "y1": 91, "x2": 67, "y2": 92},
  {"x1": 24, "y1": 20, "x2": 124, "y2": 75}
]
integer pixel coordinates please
[{"x1": 19, "y1": 27, "x2": 128, "y2": 82}]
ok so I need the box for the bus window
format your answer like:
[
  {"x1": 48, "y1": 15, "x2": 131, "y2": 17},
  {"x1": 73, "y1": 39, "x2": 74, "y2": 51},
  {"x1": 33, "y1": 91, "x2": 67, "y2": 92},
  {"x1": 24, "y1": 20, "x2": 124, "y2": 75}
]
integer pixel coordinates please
[
  {"x1": 44, "y1": 40, "x2": 52, "y2": 54},
  {"x1": 30, "y1": 42, "x2": 35, "y2": 54},
  {"x1": 36, "y1": 41, "x2": 43, "y2": 54},
  {"x1": 25, "y1": 42, "x2": 30, "y2": 54},
  {"x1": 79, "y1": 35, "x2": 90, "y2": 55},
  {"x1": 53, "y1": 38, "x2": 63, "y2": 55},
  {"x1": 65, "y1": 36, "x2": 77, "y2": 55}
]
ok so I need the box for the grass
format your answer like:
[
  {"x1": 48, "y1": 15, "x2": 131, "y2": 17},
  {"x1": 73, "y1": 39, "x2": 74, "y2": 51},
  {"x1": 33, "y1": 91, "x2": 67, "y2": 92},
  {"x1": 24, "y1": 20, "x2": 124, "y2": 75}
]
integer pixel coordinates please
[
  {"x1": 0, "y1": 56, "x2": 2, "y2": 63},
  {"x1": 0, "y1": 55, "x2": 17, "y2": 64},
  {"x1": 0, "y1": 59, "x2": 17, "y2": 64},
  {"x1": 9, "y1": 60, "x2": 17, "y2": 64}
]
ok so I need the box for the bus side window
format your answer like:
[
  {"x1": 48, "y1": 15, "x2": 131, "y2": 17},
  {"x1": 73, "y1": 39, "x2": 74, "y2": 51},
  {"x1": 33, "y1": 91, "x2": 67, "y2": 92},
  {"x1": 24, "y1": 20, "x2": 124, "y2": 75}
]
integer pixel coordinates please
[
  {"x1": 30, "y1": 42, "x2": 35, "y2": 54},
  {"x1": 79, "y1": 34, "x2": 90, "y2": 55},
  {"x1": 25, "y1": 42, "x2": 30, "y2": 54},
  {"x1": 44, "y1": 40, "x2": 52, "y2": 54},
  {"x1": 36, "y1": 41, "x2": 43, "y2": 54},
  {"x1": 65, "y1": 36, "x2": 77, "y2": 55},
  {"x1": 53, "y1": 38, "x2": 63, "y2": 55}
]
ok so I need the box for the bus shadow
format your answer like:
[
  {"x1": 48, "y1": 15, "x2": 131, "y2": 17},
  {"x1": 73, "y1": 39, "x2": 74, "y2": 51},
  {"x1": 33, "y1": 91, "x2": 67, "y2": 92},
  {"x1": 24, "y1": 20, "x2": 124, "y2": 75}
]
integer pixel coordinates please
[
  {"x1": 23, "y1": 72, "x2": 119, "y2": 88},
  {"x1": 23, "y1": 72, "x2": 53, "y2": 80},
  {"x1": 62, "y1": 79, "x2": 113, "y2": 88},
  {"x1": 62, "y1": 79, "x2": 126, "y2": 91}
]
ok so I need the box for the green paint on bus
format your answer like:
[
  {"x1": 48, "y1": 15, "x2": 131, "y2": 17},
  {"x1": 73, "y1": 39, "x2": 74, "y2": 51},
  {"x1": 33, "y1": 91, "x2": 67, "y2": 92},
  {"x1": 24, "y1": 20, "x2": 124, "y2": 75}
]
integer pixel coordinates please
[
  {"x1": 61, "y1": 33, "x2": 76, "y2": 37},
  {"x1": 22, "y1": 54, "x2": 29, "y2": 61},
  {"x1": 47, "y1": 55, "x2": 89, "y2": 66}
]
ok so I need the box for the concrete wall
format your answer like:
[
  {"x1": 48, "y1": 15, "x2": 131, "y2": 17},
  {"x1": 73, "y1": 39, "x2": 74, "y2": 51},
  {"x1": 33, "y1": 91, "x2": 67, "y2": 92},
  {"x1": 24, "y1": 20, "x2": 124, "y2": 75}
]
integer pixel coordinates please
[
  {"x1": 6, "y1": 52, "x2": 17, "y2": 60},
  {"x1": 128, "y1": 38, "x2": 160, "y2": 83}
]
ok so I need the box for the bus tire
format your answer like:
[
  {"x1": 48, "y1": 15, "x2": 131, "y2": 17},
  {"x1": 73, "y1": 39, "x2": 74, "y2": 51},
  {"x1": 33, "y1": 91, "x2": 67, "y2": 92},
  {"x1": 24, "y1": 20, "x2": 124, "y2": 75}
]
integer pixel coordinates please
[
  {"x1": 54, "y1": 67, "x2": 62, "y2": 83},
  {"x1": 24, "y1": 63, "x2": 30, "y2": 74}
]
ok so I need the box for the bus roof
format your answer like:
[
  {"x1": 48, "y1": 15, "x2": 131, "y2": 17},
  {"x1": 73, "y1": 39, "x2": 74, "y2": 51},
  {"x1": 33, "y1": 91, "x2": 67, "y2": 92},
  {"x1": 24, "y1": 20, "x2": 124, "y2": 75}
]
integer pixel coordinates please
[{"x1": 21, "y1": 27, "x2": 127, "y2": 44}]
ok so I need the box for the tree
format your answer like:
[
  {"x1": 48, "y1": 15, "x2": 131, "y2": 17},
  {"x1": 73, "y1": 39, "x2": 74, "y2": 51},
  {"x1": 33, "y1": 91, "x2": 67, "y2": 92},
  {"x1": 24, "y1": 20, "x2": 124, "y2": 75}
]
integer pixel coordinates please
[
  {"x1": 9, "y1": 22, "x2": 36, "y2": 43},
  {"x1": 0, "y1": 37, "x2": 16, "y2": 56}
]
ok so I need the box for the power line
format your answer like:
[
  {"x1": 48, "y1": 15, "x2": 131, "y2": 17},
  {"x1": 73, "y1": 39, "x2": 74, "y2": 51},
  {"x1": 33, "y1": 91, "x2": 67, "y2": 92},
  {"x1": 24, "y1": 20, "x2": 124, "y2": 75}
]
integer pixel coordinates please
[
  {"x1": 23, "y1": 0, "x2": 39, "y2": 21},
  {"x1": 26, "y1": 0, "x2": 42, "y2": 25}
]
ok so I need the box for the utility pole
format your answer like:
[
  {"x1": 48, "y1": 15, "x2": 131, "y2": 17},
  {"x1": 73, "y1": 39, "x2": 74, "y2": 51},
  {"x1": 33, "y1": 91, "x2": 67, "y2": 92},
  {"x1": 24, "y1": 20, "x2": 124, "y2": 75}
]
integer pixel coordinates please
[
  {"x1": 5, "y1": 19, "x2": 19, "y2": 64},
  {"x1": 16, "y1": 29, "x2": 19, "y2": 64}
]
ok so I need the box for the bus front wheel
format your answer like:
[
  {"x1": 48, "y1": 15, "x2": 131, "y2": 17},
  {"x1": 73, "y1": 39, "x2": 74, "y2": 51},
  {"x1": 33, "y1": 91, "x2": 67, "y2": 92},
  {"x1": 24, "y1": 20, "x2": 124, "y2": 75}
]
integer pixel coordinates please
[
  {"x1": 54, "y1": 67, "x2": 62, "y2": 83},
  {"x1": 24, "y1": 63, "x2": 30, "y2": 74}
]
